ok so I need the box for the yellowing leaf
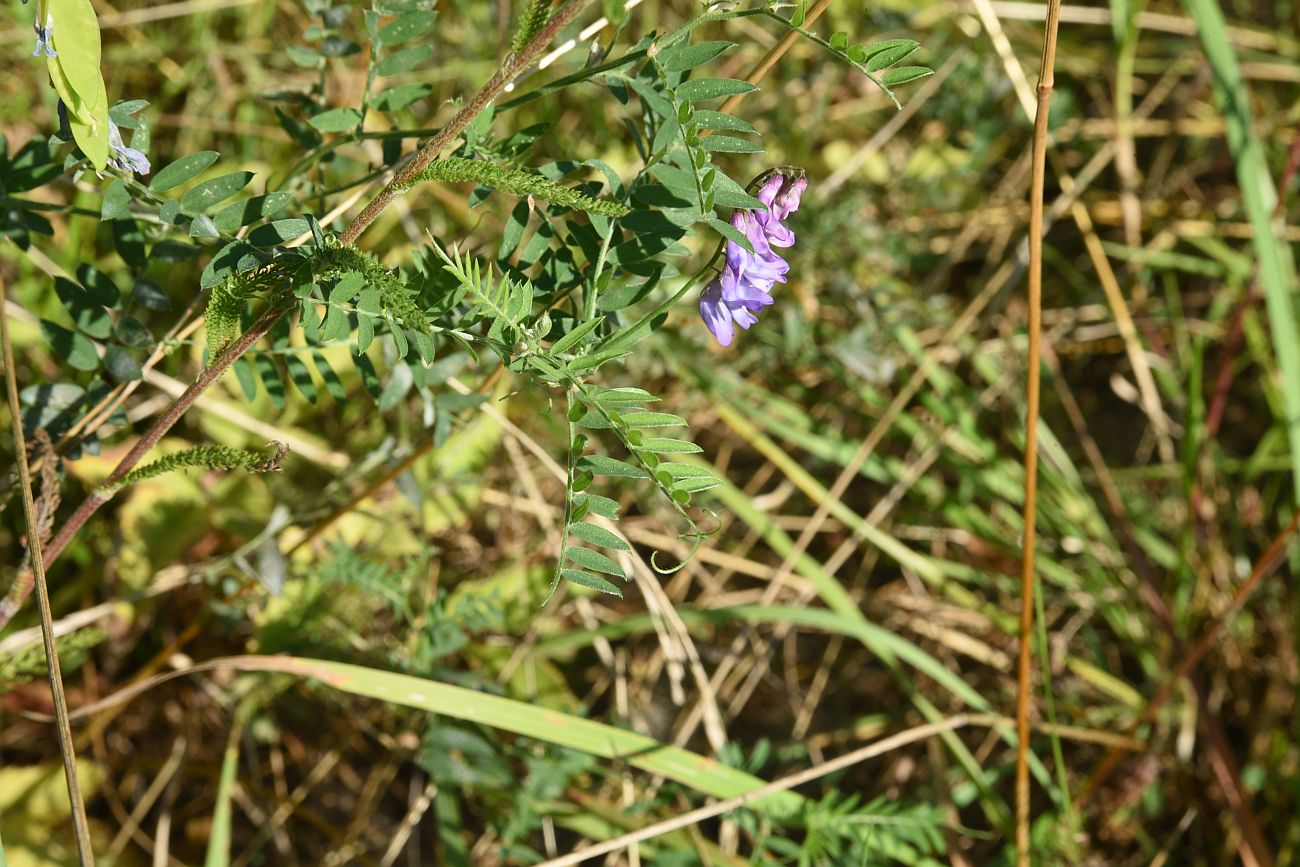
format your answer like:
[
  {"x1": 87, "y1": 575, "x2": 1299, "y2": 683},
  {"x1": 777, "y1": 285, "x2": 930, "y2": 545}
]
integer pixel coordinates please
[
  {"x1": 48, "y1": 0, "x2": 103, "y2": 110},
  {"x1": 64, "y1": 81, "x2": 110, "y2": 171},
  {"x1": 44, "y1": 48, "x2": 85, "y2": 118},
  {"x1": 47, "y1": 60, "x2": 109, "y2": 170},
  {"x1": 0, "y1": 760, "x2": 113, "y2": 867}
]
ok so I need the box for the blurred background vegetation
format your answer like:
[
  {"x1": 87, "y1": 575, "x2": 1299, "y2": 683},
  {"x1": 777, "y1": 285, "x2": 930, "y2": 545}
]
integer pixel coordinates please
[{"x1": 2, "y1": 0, "x2": 1300, "y2": 863}]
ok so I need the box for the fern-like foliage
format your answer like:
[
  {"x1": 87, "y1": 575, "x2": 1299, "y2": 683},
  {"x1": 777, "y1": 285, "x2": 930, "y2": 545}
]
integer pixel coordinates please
[
  {"x1": 548, "y1": 384, "x2": 718, "y2": 600},
  {"x1": 798, "y1": 793, "x2": 951, "y2": 865},
  {"x1": 426, "y1": 237, "x2": 541, "y2": 357},
  {"x1": 96, "y1": 441, "x2": 288, "y2": 497},
  {"x1": 205, "y1": 232, "x2": 443, "y2": 370},
  {"x1": 509, "y1": 0, "x2": 552, "y2": 53},
  {"x1": 0, "y1": 627, "x2": 106, "y2": 693},
  {"x1": 398, "y1": 158, "x2": 629, "y2": 218},
  {"x1": 311, "y1": 237, "x2": 431, "y2": 335},
  {"x1": 734, "y1": 789, "x2": 953, "y2": 866}
]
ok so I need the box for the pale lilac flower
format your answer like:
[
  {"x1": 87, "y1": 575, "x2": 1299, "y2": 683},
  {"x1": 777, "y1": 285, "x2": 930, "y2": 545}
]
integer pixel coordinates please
[
  {"x1": 55, "y1": 102, "x2": 152, "y2": 175},
  {"x1": 699, "y1": 171, "x2": 806, "y2": 347},
  {"x1": 32, "y1": 10, "x2": 56, "y2": 57},
  {"x1": 107, "y1": 120, "x2": 151, "y2": 175}
]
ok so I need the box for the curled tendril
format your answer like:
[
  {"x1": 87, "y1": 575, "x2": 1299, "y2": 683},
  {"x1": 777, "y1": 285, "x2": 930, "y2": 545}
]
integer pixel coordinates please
[{"x1": 649, "y1": 511, "x2": 720, "y2": 575}]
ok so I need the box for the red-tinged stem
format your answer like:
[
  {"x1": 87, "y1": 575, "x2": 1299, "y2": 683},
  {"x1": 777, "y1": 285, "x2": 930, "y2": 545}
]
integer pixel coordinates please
[{"x1": 340, "y1": 0, "x2": 596, "y2": 246}]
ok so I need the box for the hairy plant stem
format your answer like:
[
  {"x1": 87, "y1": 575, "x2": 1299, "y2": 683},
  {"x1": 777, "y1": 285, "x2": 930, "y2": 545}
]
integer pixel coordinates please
[
  {"x1": 340, "y1": 0, "x2": 596, "y2": 246},
  {"x1": 1, "y1": 272, "x2": 97, "y2": 865},
  {"x1": 39, "y1": 0, "x2": 597, "y2": 576},
  {"x1": 1016, "y1": 1, "x2": 1062, "y2": 863}
]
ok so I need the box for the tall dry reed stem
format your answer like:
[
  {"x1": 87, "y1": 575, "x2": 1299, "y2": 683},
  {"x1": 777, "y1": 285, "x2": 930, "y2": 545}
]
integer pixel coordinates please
[
  {"x1": 0, "y1": 269, "x2": 96, "y2": 864},
  {"x1": 1016, "y1": 1, "x2": 1063, "y2": 863}
]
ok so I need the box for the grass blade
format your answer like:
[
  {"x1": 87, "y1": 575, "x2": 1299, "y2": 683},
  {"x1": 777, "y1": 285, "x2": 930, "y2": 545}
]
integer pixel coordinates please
[
  {"x1": 1183, "y1": 0, "x2": 1300, "y2": 503},
  {"x1": 222, "y1": 656, "x2": 805, "y2": 817},
  {"x1": 203, "y1": 721, "x2": 240, "y2": 867}
]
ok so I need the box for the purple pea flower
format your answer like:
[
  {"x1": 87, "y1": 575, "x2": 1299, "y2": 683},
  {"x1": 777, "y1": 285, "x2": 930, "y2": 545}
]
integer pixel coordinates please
[{"x1": 699, "y1": 171, "x2": 807, "y2": 347}]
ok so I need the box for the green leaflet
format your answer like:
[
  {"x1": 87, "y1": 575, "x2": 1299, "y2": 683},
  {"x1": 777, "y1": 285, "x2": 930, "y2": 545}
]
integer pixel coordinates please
[
  {"x1": 48, "y1": 0, "x2": 103, "y2": 106},
  {"x1": 46, "y1": 0, "x2": 110, "y2": 170},
  {"x1": 203, "y1": 263, "x2": 277, "y2": 352},
  {"x1": 47, "y1": 54, "x2": 110, "y2": 170},
  {"x1": 204, "y1": 237, "x2": 434, "y2": 355}
]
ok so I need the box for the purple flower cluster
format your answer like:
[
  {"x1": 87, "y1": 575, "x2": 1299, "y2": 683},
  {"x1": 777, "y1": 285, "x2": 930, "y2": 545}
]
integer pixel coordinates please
[{"x1": 698, "y1": 171, "x2": 807, "y2": 347}]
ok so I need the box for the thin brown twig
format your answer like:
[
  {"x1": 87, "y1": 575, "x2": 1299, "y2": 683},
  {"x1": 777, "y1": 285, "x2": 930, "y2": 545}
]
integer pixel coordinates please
[
  {"x1": 340, "y1": 0, "x2": 596, "y2": 246},
  {"x1": 58, "y1": 298, "x2": 207, "y2": 447},
  {"x1": 40, "y1": 301, "x2": 285, "y2": 567},
  {"x1": 1016, "y1": 1, "x2": 1062, "y2": 862},
  {"x1": 0, "y1": 428, "x2": 59, "y2": 627},
  {"x1": 535, "y1": 715, "x2": 975, "y2": 867},
  {"x1": 973, "y1": 0, "x2": 1178, "y2": 466},
  {"x1": 0, "y1": 271, "x2": 97, "y2": 864}
]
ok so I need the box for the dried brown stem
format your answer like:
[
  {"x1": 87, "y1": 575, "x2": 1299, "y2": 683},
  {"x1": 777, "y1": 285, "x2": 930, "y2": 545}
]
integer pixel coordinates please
[
  {"x1": 1016, "y1": 1, "x2": 1062, "y2": 863},
  {"x1": 339, "y1": 0, "x2": 596, "y2": 246},
  {"x1": 41, "y1": 301, "x2": 285, "y2": 567},
  {"x1": 0, "y1": 428, "x2": 60, "y2": 628},
  {"x1": 1, "y1": 271, "x2": 97, "y2": 864}
]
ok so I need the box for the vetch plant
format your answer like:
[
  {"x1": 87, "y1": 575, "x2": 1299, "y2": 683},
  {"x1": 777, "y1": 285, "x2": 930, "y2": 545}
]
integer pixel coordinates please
[
  {"x1": 6, "y1": 0, "x2": 933, "y2": 604},
  {"x1": 1, "y1": 0, "x2": 944, "y2": 862},
  {"x1": 104, "y1": 119, "x2": 150, "y2": 175},
  {"x1": 30, "y1": 7, "x2": 56, "y2": 57}
]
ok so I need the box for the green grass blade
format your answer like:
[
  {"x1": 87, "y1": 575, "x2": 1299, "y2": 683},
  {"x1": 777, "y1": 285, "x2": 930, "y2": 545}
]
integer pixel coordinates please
[
  {"x1": 204, "y1": 723, "x2": 240, "y2": 867},
  {"x1": 680, "y1": 456, "x2": 1016, "y2": 830},
  {"x1": 711, "y1": 401, "x2": 949, "y2": 584},
  {"x1": 226, "y1": 656, "x2": 804, "y2": 816},
  {"x1": 1183, "y1": 0, "x2": 1300, "y2": 503},
  {"x1": 537, "y1": 604, "x2": 989, "y2": 711},
  {"x1": 730, "y1": 604, "x2": 991, "y2": 710}
]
